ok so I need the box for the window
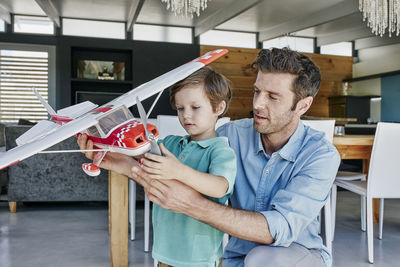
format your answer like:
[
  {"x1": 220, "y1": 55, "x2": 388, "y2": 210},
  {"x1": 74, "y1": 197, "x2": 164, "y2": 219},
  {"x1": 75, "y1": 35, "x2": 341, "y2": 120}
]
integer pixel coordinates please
[
  {"x1": 98, "y1": 107, "x2": 133, "y2": 135},
  {"x1": 321, "y1": 42, "x2": 352, "y2": 56},
  {"x1": 62, "y1": 18, "x2": 125, "y2": 39},
  {"x1": 14, "y1": 15, "x2": 54, "y2": 34},
  {"x1": 0, "y1": 50, "x2": 49, "y2": 122},
  {"x1": 87, "y1": 125, "x2": 101, "y2": 138},
  {"x1": 200, "y1": 30, "x2": 256, "y2": 48},
  {"x1": 263, "y1": 36, "x2": 314, "y2": 53},
  {"x1": 0, "y1": 20, "x2": 5, "y2": 32},
  {"x1": 133, "y1": 24, "x2": 192, "y2": 44}
]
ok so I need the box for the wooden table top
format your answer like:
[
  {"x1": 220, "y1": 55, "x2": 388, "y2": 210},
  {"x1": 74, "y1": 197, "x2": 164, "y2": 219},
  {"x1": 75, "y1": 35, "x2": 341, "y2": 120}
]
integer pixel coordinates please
[{"x1": 333, "y1": 135, "x2": 374, "y2": 146}]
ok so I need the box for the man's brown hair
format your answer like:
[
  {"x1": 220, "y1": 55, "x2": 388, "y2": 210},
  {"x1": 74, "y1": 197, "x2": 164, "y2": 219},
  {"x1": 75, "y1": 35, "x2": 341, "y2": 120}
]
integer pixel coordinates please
[
  {"x1": 169, "y1": 66, "x2": 232, "y2": 118},
  {"x1": 252, "y1": 47, "x2": 321, "y2": 110}
]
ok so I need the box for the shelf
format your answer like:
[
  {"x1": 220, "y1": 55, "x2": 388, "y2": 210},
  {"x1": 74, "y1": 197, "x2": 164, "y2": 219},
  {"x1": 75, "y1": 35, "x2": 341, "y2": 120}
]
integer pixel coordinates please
[
  {"x1": 71, "y1": 78, "x2": 133, "y2": 84},
  {"x1": 343, "y1": 70, "x2": 400, "y2": 82}
]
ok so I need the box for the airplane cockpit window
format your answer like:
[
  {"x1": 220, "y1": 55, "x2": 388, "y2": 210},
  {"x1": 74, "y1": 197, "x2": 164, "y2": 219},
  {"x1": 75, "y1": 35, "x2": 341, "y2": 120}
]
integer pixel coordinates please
[
  {"x1": 87, "y1": 125, "x2": 101, "y2": 138},
  {"x1": 98, "y1": 107, "x2": 133, "y2": 135}
]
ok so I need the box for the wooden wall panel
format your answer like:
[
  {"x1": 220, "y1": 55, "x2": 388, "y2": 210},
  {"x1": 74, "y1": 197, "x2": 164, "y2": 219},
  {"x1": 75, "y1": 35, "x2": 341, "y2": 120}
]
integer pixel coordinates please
[
  {"x1": 200, "y1": 45, "x2": 353, "y2": 119},
  {"x1": 201, "y1": 46, "x2": 260, "y2": 120}
]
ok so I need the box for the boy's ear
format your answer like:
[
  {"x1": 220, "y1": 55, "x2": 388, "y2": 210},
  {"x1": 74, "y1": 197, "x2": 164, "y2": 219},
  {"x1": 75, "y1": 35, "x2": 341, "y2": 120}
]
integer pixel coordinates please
[{"x1": 216, "y1": 101, "x2": 226, "y2": 117}]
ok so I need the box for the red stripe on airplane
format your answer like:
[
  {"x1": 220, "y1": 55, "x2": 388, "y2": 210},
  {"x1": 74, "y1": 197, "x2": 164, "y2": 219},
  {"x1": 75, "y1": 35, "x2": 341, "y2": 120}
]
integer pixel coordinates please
[
  {"x1": 0, "y1": 160, "x2": 20, "y2": 170},
  {"x1": 52, "y1": 115, "x2": 73, "y2": 124},
  {"x1": 93, "y1": 107, "x2": 112, "y2": 113},
  {"x1": 196, "y1": 49, "x2": 228, "y2": 65}
]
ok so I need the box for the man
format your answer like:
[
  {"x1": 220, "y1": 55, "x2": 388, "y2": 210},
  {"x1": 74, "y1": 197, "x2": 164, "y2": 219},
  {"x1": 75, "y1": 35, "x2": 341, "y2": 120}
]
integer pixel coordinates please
[
  {"x1": 78, "y1": 47, "x2": 340, "y2": 267},
  {"x1": 132, "y1": 48, "x2": 340, "y2": 267}
]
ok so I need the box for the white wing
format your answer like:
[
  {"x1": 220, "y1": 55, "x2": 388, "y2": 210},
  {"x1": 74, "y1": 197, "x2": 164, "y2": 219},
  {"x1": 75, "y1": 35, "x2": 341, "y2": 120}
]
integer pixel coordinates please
[
  {"x1": 107, "y1": 49, "x2": 228, "y2": 108},
  {"x1": 0, "y1": 49, "x2": 228, "y2": 170},
  {"x1": 0, "y1": 114, "x2": 98, "y2": 170}
]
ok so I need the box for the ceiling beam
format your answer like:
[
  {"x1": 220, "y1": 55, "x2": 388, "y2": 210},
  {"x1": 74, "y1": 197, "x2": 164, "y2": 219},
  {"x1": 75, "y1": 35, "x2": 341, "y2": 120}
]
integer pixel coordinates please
[
  {"x1": 194, "y1": 0, "x2": 262, "y2": 37},
  {"x1": 355, "y1": 35, "x2": 400, "y2": 50},
  {"x1": 259, "y1": 1, "x2": 359, "y2": 42},
  {"x1": 35, "y1": 0, "x2": 60, "y2": 27},
  {"x1": 317, "y1": 27, "x2": 373, "y2": 46},
  {"x1": 127, "y1": 0, "x2": 145, "y2": 32},
  {"x1": 0, "y1": 4, "x2": 11, "y2": 24}
]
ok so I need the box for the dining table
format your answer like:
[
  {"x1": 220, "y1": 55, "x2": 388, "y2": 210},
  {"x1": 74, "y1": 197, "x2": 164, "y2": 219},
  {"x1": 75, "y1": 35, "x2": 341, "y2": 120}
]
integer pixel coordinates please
[{"x1": 332, "y1": 134, "x2": 378, "y2": 221}]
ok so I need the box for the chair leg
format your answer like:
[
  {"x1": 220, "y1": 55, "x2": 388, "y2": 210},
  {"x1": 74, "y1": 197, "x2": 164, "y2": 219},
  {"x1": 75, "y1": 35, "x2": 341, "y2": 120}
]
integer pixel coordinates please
[
  {"x1": 129, "y1": 180, "x2": 136, "y2": 241},
  {"x1": 379, "y1": 198, "x2": 384, "y2": 240},
  {"x1": 144, "y1": 193, "x2": 150, "y2": 252},
  {"x1": 361, "y1": 196, "x2": 366, "y2": 232},
  {"x1": 323, "y1": 193, "x2": 333, "y2": 255},
  {"x1": 331, "y1": 184, "x2": 337, "y2": 240},
  {"x1": 367, "y1": 196, "x2": 374, "y2": 264}
]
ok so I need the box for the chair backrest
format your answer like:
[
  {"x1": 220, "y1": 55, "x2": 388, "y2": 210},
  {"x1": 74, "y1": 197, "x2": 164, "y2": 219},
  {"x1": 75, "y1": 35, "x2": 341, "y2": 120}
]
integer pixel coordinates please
[
  {"x1": 301, "y1": 120, "x2": 335, "y2": 143},
  {"x1": 156, "y1": 115, "x2": 231, "y2": 139},
  {"x1": 368, "y1": 122, "x2": 400, "y2": 198},
  {"x1": 156, "y1": 115, "x2": 186, "y2": 139}
]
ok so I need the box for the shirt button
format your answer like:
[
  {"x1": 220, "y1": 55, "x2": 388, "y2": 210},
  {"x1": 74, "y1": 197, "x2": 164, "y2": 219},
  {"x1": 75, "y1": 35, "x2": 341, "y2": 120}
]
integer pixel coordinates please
[
  {"x1": 258, "y1": 199, "x2": 263, "y2": 203},
  {"x1": 265, "y1": 169, "x2": 269, "y2": 174},
  {"x1": 180, "y1": 156, "x2": 184, "y2": 160}
]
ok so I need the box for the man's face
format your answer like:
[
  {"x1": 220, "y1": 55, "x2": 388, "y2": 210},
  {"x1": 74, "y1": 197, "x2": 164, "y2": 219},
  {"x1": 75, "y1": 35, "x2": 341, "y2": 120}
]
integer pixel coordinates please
[{"x1": 253, "y1": 71, "x2": 298, "y2": 135}]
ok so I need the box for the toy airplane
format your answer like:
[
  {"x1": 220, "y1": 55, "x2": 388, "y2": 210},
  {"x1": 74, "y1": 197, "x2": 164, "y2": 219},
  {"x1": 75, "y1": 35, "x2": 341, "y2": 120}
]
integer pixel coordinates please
[{"x1": 0, "y1": 49, "x2": 228, "y2": 176}]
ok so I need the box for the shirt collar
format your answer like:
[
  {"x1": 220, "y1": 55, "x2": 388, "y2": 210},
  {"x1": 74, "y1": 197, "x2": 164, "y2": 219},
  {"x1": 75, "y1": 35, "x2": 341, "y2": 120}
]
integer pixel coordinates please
[
  {"x1": 254, "y1": 120, "x2": 305, "y2": 162},
  {"x1": 179, "y1": 135, "x2": 227, "y2": 148}
]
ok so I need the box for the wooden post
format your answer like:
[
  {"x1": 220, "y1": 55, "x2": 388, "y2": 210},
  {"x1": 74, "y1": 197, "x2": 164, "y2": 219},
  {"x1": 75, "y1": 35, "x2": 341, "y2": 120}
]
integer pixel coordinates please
[
  {"x1": 109, "y1": 171, "x2": 129, "y2": 267},
  {"x1": 9, "y1": 201, "x2": 17, "y2": 213}
]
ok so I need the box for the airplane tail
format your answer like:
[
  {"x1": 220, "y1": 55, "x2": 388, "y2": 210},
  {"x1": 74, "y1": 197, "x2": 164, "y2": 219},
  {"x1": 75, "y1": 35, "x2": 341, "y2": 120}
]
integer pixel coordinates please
[
  {"x1": 32, "y1": 87, "x2": 56, "y2": 116},
  {"x1": 32, "y1": 87, "x2": 98, "y2": 123}
]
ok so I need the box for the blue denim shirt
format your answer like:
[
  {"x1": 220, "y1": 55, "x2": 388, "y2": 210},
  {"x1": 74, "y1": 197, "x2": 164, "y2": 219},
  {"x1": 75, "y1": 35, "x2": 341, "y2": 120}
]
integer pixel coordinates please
[{"x1": 216, "y1": 119, "x2": 340, "y2": 267}]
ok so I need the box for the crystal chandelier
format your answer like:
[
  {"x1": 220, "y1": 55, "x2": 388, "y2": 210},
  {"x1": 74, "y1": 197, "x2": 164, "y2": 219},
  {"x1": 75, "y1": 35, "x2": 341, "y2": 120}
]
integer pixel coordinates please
[
  {"x1": 161, "y1": 0, "x2": 209, "y2": 17},
  {"x1": 359, "y1": 0, "x2": 400, "y2": 37}
]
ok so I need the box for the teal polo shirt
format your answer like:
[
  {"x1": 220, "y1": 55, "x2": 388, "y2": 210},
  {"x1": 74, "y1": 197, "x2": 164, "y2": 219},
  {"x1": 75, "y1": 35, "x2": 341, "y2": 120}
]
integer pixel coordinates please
[{"x1": 152, "y1": 135, "x2": 237, "y2": 267}]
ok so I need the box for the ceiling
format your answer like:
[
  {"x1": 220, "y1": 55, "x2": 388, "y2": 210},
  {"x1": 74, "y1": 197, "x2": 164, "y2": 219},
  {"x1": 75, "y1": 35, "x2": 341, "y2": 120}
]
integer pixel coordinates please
[{"x1": 1, "y1": 0, "x2": 400, "y2": 50}]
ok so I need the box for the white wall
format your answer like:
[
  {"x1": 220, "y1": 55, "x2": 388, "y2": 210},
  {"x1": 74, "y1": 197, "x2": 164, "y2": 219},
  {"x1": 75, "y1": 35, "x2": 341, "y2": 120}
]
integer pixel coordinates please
[
  {"x1": 348, "y1": 78, "x2": 381, "y2": 96},
  {"x1": 351, "y1": 43, "x2": 400, "y2": 96},
  {"x1": 353, "y1": 43, "x2": 400, "y2": 77}
]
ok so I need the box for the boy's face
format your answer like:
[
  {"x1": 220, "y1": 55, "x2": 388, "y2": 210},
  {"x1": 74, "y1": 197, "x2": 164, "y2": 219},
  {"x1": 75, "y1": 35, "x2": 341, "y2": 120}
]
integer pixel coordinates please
[{"x1": 174, "y1": 84, "x2": 219, "y2": 141}]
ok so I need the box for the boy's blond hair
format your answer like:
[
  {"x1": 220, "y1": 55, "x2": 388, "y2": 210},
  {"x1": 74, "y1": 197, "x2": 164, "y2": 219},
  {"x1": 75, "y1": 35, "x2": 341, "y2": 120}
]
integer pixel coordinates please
[{"x1": 169, "y1": 66, "x2": 232, "y2": 118}]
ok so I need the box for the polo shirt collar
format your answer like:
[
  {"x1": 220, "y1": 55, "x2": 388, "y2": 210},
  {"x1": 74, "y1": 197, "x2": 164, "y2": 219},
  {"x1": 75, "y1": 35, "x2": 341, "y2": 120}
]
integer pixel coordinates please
[
  {"x1": 254, "y1": 121, "x2": 305, "y2": 162},
  {"x1": 179, "y1": 135, "x2": 226, "y2": 148}
]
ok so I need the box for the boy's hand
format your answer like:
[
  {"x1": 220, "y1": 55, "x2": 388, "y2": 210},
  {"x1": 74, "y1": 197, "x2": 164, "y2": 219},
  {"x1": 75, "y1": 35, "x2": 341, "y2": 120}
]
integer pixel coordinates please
[
  {"x1": 140, "y1": 143, "x2": 184, "y2": 180},
  {"x1": 77, "y1": 133, "x2": 138, "y2": 177}
]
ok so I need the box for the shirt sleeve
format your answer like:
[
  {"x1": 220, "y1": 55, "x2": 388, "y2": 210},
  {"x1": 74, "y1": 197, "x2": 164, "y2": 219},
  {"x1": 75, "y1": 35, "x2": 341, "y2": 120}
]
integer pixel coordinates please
[
  {"x1": 208, "y1": 142, "x2": 237, "y2": 197},
  {"x1": 261, "y1": 146, "x2": 340, "y2": 247}
]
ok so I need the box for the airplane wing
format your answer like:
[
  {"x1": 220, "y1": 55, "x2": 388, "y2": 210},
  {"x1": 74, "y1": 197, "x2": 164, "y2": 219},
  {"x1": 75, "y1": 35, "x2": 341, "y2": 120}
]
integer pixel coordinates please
[
  {"x1": 106, "y1": 49, "x2": 228, "y2": 109},
  {"x1": 0, "y1": 114, "x2": 98, "y2": 170},
  {"x1": 0, "y1": 49, "x2": 228, "y2": 170}
]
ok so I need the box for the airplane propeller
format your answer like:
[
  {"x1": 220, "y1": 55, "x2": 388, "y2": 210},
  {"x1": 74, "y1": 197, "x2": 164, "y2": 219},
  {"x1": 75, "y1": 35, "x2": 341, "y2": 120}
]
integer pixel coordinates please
[{"x1": 136, "y1": 97, "x2": 162, "y2": 156}]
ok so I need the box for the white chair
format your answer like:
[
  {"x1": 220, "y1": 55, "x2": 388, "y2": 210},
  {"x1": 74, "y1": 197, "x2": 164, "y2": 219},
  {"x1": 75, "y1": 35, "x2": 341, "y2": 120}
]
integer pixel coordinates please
[
  {"x1": 332, "y1": 122, "x2": 400, "y2": 263},
  {"x1": 301, "y1": 119, "x2": 335, "y2": 254},
  {"x1": 331, "y1": 171, "x2": 366, "y2": 239}
]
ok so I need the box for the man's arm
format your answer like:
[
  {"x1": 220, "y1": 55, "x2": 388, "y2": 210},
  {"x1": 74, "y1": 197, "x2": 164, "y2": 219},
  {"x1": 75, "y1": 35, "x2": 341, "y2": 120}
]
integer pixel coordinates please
[{"x1": 132, "y1": 166, "x2": 274, "y2": 244}]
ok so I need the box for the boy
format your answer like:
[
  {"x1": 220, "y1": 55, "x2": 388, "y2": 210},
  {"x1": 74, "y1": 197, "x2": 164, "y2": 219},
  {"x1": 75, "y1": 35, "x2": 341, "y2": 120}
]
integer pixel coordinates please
[{"x1": 138, "y1": 66, "x2": 236, "y2": 267}]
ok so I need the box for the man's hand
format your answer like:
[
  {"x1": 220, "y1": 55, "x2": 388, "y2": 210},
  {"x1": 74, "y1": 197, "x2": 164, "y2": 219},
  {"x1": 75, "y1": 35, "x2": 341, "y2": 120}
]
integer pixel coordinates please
[
  {"x1": 77, "y1": 133, "x2": 137, "y2": 177},
  {"x1": 140, "y1": 143, "x2": 185, "y2": 181},
  {"x1": 131, "y1": 164, "x2": 202, "y2": 214}
]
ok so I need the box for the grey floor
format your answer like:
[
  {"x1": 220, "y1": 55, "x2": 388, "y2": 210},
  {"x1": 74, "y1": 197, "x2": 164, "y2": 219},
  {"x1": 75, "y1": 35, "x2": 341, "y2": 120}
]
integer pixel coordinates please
[{"x1": 1, "y1": 191, "x2": 400, "y2": 267}]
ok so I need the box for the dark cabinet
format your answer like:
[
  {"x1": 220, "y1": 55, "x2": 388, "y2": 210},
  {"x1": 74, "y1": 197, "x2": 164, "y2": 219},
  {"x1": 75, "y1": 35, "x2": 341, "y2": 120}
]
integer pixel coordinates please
[{"x1": 329, "y1": 95, "x2": 379, "y2": 124}]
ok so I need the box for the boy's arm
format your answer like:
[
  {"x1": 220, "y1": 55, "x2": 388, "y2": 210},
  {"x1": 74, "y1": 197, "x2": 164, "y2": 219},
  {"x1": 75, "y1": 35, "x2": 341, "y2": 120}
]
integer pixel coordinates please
[
  {"x1": 141, "y1": 143, "x2": 229, "y2": 198},
  {"x1": 178, "y1": 164, "x2": 229, "y2": 198}
]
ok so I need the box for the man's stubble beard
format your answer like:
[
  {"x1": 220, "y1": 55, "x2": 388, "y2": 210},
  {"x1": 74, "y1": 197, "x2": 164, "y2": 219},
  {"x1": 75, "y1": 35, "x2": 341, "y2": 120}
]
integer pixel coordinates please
[{"x1": 253, "y1": 109, "x2": 295, "y2": 135}]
